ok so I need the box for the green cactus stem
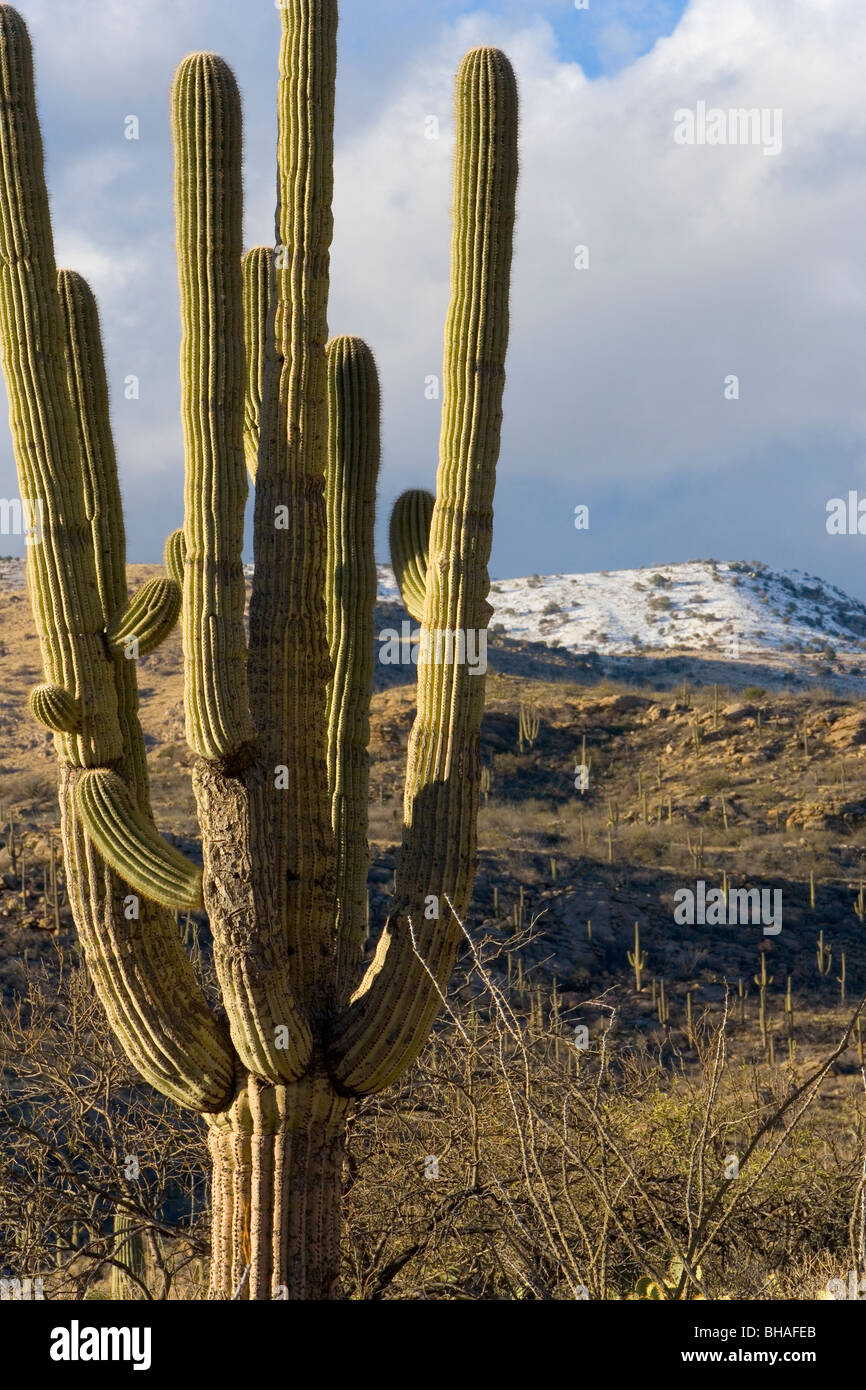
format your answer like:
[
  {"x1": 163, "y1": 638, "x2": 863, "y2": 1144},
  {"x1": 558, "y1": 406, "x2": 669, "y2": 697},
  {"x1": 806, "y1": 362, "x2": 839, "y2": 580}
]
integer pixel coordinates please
[
  {"x1": 29, "y1": 683, "x2": 80, "y2": 734},
  {"x1": 164, "y1": 527, "x2": 187, "y2": 587},
  {"x1": 519, "y1": 699, "x2": 540, "y2": 751},
  {"x1": 241, "y1": 245, "x2": 274, "y2": 482},
  {"x1": 75, "y1": 770, "x2": 203, "y2": 911},
  {"x1": 325, "y1": 335, "x2": 381, "y2": 999},
  {"x1": 106, "y1": 577, "x2": 182, "y2": 659},
  {"x1": 172, "y1": 52, "x2": 255, "y2": 763},
  {"x1": 389, "y1": 488, "x2": 434, "y2": 622},
  {"x1": 628, "y1": 920, "x2": 647, "y2": 992},
  {"x1": 329, "y1": 45, "x2": 518, "y2": 1095}
]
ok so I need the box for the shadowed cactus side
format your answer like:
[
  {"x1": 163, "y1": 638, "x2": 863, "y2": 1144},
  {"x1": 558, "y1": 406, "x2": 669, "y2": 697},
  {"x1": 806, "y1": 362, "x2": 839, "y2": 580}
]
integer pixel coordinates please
[{"x1": 0, "y1": 2, "x2": 518, "y2": 1299}]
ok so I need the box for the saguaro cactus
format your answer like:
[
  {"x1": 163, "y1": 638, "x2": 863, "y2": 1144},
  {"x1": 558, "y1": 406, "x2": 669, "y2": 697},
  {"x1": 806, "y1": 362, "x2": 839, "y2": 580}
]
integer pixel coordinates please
[{"x1": 0, "y1": 2, "x2": 518, "y2": 1299}]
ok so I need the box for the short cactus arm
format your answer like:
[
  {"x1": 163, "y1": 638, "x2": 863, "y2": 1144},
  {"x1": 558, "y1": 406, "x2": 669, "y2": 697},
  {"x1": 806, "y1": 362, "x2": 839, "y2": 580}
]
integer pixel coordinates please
[
  {"x1": 389, "y1": 489, "x2": 434, "y2": 623},
  {"x1": 164, "y1": 527, "x2": 186, "y2": 586},
  {"x1": 331, "y1": 48, "x2": 518, "y2": 1093},
  {"x1": 172, "y1": 53, "x2": 255, "y2": 762},
  {"x1": 241, "y1": 245, "x2": 274, "y2": 482},
  {"x1": 325, "y1": 336, "x2": 380, "y2": 999},
  {"x1": 0, "y1": 8, "x2": 121, "y2": 767},
  {"x1": 76, "y1": 770, "x2": 203, "y2": 912},
  {"x1": 248, "y1": 0, "x2": 339, "y2": 1004},
  {"x1": 29, "y1": 683, "x2": 79, "y2": 733},
  {"x1": 106, "y1": 577, "x2": 182, "y2": 658}
]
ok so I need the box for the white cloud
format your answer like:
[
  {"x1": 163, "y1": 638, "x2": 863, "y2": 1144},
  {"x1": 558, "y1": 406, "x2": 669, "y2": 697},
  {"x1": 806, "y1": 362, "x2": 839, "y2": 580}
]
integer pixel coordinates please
[{"x1": 319, "y1": 0, "x2": 866, "y2": 506}]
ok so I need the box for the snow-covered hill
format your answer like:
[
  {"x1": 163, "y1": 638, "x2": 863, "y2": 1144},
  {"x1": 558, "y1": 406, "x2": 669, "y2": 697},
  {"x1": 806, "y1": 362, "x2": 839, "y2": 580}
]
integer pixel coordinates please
[
  {"x1": 378, "y1": 559, "x2": 866, "y2": 662},
  {"x1": 3, "y1": 554, "x2": 865, "y2": 666}
]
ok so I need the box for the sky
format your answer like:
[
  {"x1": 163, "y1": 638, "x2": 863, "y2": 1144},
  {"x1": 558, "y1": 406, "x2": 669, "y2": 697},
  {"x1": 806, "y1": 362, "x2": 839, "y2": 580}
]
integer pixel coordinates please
[{"x1": 0, "y1": 0, "x2": 865, "y2": 597}]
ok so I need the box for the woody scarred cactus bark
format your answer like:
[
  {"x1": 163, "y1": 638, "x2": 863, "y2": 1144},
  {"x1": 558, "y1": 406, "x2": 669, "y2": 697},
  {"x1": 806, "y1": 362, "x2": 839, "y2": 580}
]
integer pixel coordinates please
[{"x1": 0, "y1": 0, "x2": 518, "y2": 1298}]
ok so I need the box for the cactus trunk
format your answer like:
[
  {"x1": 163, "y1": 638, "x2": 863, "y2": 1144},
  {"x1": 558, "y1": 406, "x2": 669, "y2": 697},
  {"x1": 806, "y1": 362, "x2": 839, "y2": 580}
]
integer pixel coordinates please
[{"x1": 206, "y1": 1075, "x2": 349, "y2": 1300}]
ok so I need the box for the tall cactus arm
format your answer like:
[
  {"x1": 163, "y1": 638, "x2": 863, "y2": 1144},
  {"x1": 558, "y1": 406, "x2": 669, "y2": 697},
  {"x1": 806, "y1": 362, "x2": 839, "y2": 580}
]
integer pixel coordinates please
[
  {"x1": 242, "y1": 245, "x2": 274, "y2": 482},
  {"x1": 330, "y1": 48, "x2": 518, "y2": 1094},
  {"x1": 172, "y1": 52, "x2": 255, "y2": 763},
  {"x1": 325, "y1": 337, "x2": 380, "y2": 1001},
  {"x1": 248, "y1": 0, "x2": 338, "y2": 1006},
  {"x1": 389, "y1": 489, "x2": 434, "y2": 623},
  {"x1": 0, "y1": 8, "x2": 121, "y2": 767},
  {"x1": 58, "y1": 267, "x2": 153, "y2": 802},
  {"x1": 173, "y1": 52, "x2": 311, "y2": 1083},
  {"x1": 57, "y1": 271, "x2": 128, "y2": 631}
]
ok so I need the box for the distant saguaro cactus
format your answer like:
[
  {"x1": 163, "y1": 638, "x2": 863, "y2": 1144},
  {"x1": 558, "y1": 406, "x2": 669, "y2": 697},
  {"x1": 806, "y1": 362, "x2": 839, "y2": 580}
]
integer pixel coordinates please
[{"x1": 0, "y1": 2, "x2": 518, "y2": 1298}]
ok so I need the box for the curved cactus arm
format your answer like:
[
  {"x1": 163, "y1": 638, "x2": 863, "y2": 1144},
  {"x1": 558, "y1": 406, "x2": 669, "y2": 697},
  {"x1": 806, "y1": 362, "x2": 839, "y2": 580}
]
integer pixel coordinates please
[
  {"x1": 330, "y1": 48, "x2": 518, "y2": 1094},
  {"x1": 29, "y1": 683, "x2": 80, "y2": 733},
  {"x1": 172, "y1": 53, "x2": 255, "y2": 762},
  {"x1": 106, "y1": 576, "x2": 182, "y2": 658},
  {"x1": 389, "y1": 489, "x2": 434, "y2": 623},
  {"x1": 60, "y1": 767, "x2": 236, "y2": 1112},
  {"x1": 325, "y1": 336, "x2": 380, "y2": 1001},
  {"x1": 76, "y1": 769, "x2": 203, "y2": 911},
  {"x1": 248, "y1": 0, "x2": 339, "y2": 1006},
  {"x1": 164, "y1": 527, "x2": 186, "y2": 587},
  {"x1": 242, "y1": 245, "x2": 274, "y2": 483},
  {"x1": 0, "y1": 9, "x2": 121, "y2": 768}
]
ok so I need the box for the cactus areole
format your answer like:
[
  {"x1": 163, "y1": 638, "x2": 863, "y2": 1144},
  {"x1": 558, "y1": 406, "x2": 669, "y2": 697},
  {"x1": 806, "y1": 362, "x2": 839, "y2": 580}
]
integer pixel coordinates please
[{"x1": 0, "y1": 2, "x2": 518, "y2": 1298}]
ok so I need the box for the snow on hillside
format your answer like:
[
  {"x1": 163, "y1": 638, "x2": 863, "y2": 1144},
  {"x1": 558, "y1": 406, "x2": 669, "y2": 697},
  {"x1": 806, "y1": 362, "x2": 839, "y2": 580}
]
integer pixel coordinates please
[
  {"x1": 2, "y1": 556, "x2": 864, "y2": 664},
  {"x1": 378, "y1": 559, "x2": 866, "y2": 661}
]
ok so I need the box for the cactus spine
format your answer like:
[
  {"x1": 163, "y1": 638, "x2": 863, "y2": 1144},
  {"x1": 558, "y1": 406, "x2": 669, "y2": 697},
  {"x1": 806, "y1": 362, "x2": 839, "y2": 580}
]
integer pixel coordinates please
[{"x1": 0, "y1": 3, "x2": 518, "y2": 1299}]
